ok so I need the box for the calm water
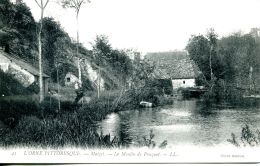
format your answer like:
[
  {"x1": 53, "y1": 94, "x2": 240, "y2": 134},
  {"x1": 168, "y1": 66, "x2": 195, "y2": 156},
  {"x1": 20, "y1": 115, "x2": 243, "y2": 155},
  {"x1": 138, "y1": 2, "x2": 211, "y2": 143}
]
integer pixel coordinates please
[{"x1": 96, "y1": 100, "x2": 260, "y2": 147}]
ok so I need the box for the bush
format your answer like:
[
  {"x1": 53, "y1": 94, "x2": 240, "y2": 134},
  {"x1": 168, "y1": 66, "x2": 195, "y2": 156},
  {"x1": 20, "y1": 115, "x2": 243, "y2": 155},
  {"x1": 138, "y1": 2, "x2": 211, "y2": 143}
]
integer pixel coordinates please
[
  {"x1": 78, "y1": 91, "x2": 122, "y2": 122},
  {"x1": 137, "y1": 130, "x2": 168, "y2": 149},
  {"x1": 0, "y1": 97, "x2": 40, "y2": 127},
  {"x1": 227, "y1": 125, "x2": 260, "y2": 147}
]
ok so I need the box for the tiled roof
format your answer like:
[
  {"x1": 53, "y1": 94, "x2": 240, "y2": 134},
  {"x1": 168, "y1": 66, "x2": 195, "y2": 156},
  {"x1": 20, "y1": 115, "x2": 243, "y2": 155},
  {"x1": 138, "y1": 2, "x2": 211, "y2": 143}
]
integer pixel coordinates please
[
  {"x1": 0, "y1": 50, "x2": 49, "y2": 78},
  {"x1": 145, "y1": 51, "x2": 199, "y2": 79}
]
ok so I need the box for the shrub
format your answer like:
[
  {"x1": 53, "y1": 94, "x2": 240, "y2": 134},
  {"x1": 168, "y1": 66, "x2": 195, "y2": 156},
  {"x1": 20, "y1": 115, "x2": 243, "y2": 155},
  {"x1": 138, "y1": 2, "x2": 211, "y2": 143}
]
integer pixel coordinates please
[
  {"x1": 227, "y1": 125, "x2": 260, "y2": 147},
  {"x1": 0, "y1": 97, "x2": 40, "y2": 127},
  {"x1": 136, "y1": 130, "x2": 167, "y2": 149}
]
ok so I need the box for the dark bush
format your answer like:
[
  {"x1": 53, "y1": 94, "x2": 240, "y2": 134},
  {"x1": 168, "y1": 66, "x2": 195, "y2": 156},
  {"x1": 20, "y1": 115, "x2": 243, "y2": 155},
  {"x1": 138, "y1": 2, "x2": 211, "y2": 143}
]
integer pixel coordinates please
[
  {"x1": 227, "y1": 125, "x2": 260, "y2": 147},
  {"x1": 0, "y1": 97, "x2": 40, "y2": 127}
]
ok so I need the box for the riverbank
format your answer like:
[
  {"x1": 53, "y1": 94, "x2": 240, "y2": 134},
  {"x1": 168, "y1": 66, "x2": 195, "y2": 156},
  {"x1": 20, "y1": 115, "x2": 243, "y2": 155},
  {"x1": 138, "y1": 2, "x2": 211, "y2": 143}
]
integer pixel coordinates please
[
  {"x1": 0, "y1": 88, "x2": 173, "y2": 148},
  {"x1": 1, "y1": 87, "x2": 259, "y2": 148}
]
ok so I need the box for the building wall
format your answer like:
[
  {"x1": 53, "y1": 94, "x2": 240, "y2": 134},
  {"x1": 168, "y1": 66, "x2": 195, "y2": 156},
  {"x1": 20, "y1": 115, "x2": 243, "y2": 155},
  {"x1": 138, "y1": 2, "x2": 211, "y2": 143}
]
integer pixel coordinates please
[
  {"x1": 172, "y1": 78, "x2": 195, "y2": 89},
  {"x1": 0, "y1": 53, "x2": 35, "y2": 87}
]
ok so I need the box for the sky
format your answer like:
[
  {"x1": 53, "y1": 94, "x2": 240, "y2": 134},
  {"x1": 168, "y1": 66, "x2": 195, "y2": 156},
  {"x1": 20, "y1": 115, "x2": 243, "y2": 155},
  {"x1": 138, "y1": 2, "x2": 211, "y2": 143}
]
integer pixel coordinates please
[{"x1": 23, "y1": 0, "x2": 260, "y2": 54}]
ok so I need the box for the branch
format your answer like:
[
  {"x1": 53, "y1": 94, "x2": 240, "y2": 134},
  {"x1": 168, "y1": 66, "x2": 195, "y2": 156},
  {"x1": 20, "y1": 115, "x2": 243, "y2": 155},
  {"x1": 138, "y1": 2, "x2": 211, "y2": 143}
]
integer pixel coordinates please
[
  {"x1": 43, "y1": 0, "x2": 50, "y2": 9},
  {"x1": 34, "y1": 0, "x2": 41, "y2": 8}
]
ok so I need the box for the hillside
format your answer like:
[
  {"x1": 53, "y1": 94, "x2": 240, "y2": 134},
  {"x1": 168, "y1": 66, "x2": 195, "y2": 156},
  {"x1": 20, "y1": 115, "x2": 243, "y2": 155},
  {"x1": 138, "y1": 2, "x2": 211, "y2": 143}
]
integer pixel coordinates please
[{"x1": 0, "y1": 0, "x2": 131, "y2": 93}]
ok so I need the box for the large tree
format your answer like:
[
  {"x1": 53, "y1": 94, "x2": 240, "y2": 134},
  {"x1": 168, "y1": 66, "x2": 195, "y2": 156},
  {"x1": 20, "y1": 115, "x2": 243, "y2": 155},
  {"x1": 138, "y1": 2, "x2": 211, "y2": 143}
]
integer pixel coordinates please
[
  {"x1": 34, "y1": 0, "x2": 50, "y2": 103},
  {"x1": 61, "y1": 0, "x2": 91, "y2": 86},
  {"x1": 186, "y1": 30, "x2": 224, "y2": 89}
]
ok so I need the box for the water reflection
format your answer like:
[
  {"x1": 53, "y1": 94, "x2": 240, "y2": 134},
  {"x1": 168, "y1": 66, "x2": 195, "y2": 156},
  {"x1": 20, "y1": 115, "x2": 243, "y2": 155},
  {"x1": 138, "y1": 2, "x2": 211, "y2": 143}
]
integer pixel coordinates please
[{"x1": 97, "y1": 100, "x2": 260, "y2": 147}]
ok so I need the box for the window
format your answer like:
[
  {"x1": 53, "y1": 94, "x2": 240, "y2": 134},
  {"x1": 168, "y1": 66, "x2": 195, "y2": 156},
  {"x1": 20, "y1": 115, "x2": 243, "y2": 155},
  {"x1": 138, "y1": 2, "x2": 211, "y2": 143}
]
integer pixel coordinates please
[
  {"x1": 183, "y1": 80, "x2": 185, "y2": 84},
  {"x1": 67, "y1": 77, "x2": 71, "y2": 82}
]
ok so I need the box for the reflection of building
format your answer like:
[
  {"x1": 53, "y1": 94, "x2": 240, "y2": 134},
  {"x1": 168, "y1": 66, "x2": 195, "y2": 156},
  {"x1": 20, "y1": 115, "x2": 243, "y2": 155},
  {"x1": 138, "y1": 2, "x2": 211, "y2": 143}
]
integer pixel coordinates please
[
  {"x1": 145, "y1": 51, "x2": 200, "y2": 91},
  {"x1": 64, "y1": 72, "x2": 79, "y2": 86},
  {"x1": 0, "y1": 50, "x2": 49, "y2": 94}
]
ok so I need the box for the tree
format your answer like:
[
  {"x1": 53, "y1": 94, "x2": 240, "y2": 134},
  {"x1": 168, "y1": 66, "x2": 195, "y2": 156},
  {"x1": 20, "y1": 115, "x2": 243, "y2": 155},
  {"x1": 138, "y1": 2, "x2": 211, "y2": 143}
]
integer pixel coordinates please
[
  {"x1": 34, "y1": 0, "x2": 50, "y2": 103},
  {"x1": 218, "y1": 32, "x2": 260, "y2": 93},
  {"x1": 186, "y1": 30, "x2": 224, "y2": 89},
  {"x1": 186, "y1": 34, "x2": 211, "y2": 82},
  {"x1": 42, "y1": 17, "x2": 66, "y2": 76},
  {"x1": 61, "y1": 0, "x2": 91, "y2": 86},
  {"x1": 207, "y1": 28, "x2": 218, "y2": 81},
  {"x1": 92, "y1": 35, "x2": 134, "y2": 91},
  {"x1": 92, "y1": 35, "x2": 111, "y2": 98}
]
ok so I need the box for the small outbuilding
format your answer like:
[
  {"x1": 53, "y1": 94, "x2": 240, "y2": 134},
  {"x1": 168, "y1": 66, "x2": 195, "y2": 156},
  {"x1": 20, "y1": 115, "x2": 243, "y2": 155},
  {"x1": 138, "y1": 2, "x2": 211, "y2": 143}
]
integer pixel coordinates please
[{"x1": 64, "y1": 72, "x2": 79, "y2": 86}]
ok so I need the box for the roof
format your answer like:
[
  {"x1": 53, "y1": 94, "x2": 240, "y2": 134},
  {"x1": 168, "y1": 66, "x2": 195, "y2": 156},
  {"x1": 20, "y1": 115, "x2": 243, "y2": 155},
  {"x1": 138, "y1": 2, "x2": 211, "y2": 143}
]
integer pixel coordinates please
[
  {"x1": 0, "y1": 50, "x2": 49, "y2": 78},
  {"x1": 65, "y1": 72, "x2": 78, "y2": 78},
  {"x1": 145, "y1": 51, "x2": 200, "y2": 79}
]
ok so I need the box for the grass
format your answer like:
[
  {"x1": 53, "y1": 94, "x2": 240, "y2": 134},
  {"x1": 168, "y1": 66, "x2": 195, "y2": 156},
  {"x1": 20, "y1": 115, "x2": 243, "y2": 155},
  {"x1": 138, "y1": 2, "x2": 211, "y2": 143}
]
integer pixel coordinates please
[
  {"x1": 0, "y1": 113, "x2": 167, "y2": 148},
  {"x1": 0, "y1": 114, "x2": 121, "y2": 148},
  {"x1": 0, "y1": 86, "x2": 171, "y2": 148}
]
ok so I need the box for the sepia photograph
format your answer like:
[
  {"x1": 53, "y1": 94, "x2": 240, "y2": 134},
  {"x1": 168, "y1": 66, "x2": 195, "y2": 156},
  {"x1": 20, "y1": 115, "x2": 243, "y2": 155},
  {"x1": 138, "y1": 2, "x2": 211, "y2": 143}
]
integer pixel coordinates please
[{"x1": 0, "y1": 0, "x2": 260, "y2": 164}]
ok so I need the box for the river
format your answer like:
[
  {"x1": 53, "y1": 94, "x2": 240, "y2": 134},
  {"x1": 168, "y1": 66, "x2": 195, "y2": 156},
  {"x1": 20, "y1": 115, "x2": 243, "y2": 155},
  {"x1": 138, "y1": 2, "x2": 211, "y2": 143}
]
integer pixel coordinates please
[{"x1": 96, "y1": 99, "x2": 260, "y2": 148}]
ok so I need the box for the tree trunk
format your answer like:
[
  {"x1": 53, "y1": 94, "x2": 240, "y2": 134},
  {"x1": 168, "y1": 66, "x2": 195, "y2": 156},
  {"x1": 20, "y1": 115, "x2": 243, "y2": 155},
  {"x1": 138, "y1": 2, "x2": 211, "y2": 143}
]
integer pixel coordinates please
[
  {"x1": 249, "y1": 66, "x2": 253, "y2": 93},
  {"x1": 209, "y1": 45, "x2": 215, "y2": 93},
  {"x1": 97, "y1": 66, "x2": 100, "y2": 99},
  {"x1": 38, "y1": 4, "x2": 44, "y2": 103},
  {"x1": 209, "y1": 45, "x2": 213, "y2": 81},
  {"x1": 76, "y1": 11, "x2": 82, "y2": 86},
  {"x1": 56, "y1": 67, "x2": 60, "y2": 111}
]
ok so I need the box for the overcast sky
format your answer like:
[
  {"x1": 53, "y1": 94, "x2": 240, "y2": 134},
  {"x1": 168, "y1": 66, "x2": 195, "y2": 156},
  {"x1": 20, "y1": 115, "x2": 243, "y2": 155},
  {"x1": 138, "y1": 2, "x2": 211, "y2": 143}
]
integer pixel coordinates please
[{"x1": 24, "y1": 0, "x2": 260, "y2": 54}]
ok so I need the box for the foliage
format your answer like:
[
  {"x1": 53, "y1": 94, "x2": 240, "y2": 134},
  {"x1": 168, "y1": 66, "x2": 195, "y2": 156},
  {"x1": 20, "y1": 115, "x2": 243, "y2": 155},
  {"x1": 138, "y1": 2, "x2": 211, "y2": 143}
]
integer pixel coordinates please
[
  {"x1": 92, "y1": 35, "x2": 133, "y2": 87},
  {"x1": 41, "y1": 17, "x2": 67, "y2": 74},
  {"x1": 0, "y1": 1, "x2": 36, "y2": 61},
  {"x1": 186, "y1": 29, "x2": 260, "y2": 103},
  {"x1": 0, "y1": 114, "x2": 117, "y2": 148},
  {"x1": 227, "y1": 125, "x2": 260, "y2": 147},
  {"x1": 0, "y1": 114, "x2": 167, "y2": 148},
  {"x1": 218, "y1": 32, "x2": 260, "y2": 89},
  {"x1": 186, "y1": 30, "x2": 224, "y2": 82},
  {"x1": 130, "y1": 58, "x2": 155, "y2": 89},
  {"x1": 61, "y1": 0, "x2": 90, "y2": 14},
  {"x1": 0, "y1": 96, "x2": 40, "y2": 127},
  {"x1": 137, "y1": 130, "x2": 167, "y2": 149}
]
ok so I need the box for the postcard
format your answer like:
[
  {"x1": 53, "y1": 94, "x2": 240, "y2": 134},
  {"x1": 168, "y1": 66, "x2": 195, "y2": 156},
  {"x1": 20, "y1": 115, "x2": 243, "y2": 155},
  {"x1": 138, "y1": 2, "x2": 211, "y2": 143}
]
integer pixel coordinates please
[{"x1": 0, "y1": 0, "x2": 260, "y2": 164}]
